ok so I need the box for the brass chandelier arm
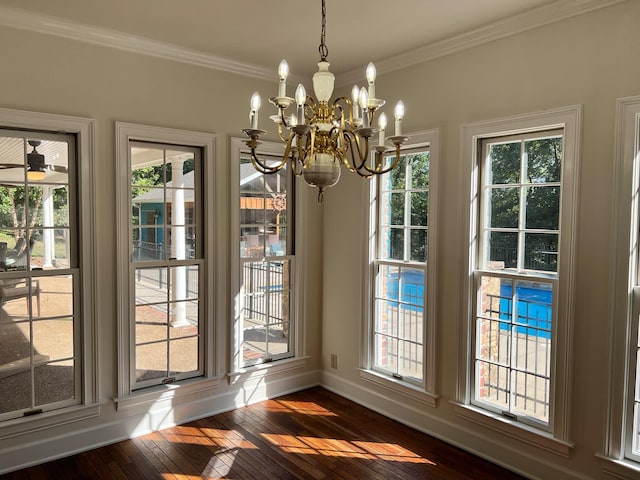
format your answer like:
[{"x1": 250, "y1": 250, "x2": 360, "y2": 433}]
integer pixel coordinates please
[
  {"x1": 249, "y1": 149, "x2": 287, "y2": 174},
  {"x1": 359, "y1": 144, "x2": 403, "y2": 175},
  {"x1": 342, "y1": 132, "x2": 374, "y2": 178}
]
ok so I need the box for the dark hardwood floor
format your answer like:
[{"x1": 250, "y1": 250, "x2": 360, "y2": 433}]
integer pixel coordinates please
[{"x1": 1, "y1": 387, "x2": 527, "y2": 479}]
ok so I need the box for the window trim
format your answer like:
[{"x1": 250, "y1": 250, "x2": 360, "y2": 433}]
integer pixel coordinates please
[
  {"x1": 229, "y1": 137, "x2": 306, "y2": 377},
  {"x1": 360, "y1": 129, "x2": 440, "y2": 406},
  {"x1": 601, "y1": 95, "x2": 640, "y2": 476},
  {"x1": 0, "y1": 107, "x2": 98, "y2": 435},
  {"x1": 115, "y1": 122, "x2": 218, "y2": 404},
  {"x1": 456, "y1": 106, "x2": 581, "y2": 454}
]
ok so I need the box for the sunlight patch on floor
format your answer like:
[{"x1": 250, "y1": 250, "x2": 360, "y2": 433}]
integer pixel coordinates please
[
  {"x1": 261, "y1": 433, "x2": 435, "y2": 464},
  {"x1": 263, "y1": 399, "x2": 338, "y2": 416}
]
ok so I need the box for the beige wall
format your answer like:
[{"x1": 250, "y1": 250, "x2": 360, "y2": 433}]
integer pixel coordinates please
[{"x1": 322, "y1": 2, "x2": 640, "y2": 479}]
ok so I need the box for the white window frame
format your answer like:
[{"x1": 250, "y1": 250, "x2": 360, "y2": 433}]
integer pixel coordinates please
[
  {"x1": 0, "y1": 107, "x2": 99, "y2": 439},
  {"x1": 115, "y1": 123, "x2": 218, "y2": 408},
  {"x1": 454, "y1": 106, "x2": 581, "y2": 456},
  {"x1": 601, "y1": 96, "x2": 640, "y2": 479},
  {"x1": 229, "y1": 137, "x2": 306, "y2": 380},
  {"x1": 360, "y1": 130, "x2": 440, "y2": 407}
]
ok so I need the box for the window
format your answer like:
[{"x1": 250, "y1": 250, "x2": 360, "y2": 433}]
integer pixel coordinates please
[
  {"x1": 116, "y1": 123, "x2": 216, "y2": 399},
  {"x1": 474, "y1": 131, "x2": 561, "y2": 428},
  {"x1": 603, "y1": 96, "x2": 640, "y2": 476},
  {"x1": 362, "y1": 131, "x2": 439, "y2": 403},
  {"x1": 456, "y1": 107, "x2": 580, "y2": 454},
  {"x1": 0, "y1": 108, "x2": 97, "y2": 430},
  {"x1": 231, "y1": 138, "x2": 303, "y2": 373}
]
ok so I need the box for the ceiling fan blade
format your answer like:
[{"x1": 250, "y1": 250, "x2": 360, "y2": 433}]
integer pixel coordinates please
[{"x1": 48, "y1": 165, "x2": 68, "y2": 173}]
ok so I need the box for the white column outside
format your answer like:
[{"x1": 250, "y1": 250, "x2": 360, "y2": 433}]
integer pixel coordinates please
[
  {"x1": 42, "y1": 186, "x2": 55, "y2": 268},
  {"x1": 170, "y1": 159, "x2": 188, "y2": 326}
]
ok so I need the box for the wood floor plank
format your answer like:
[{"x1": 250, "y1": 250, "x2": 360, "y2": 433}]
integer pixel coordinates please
[{"x1": 0, "y1": 387, "x2": 526, "y2": 480}]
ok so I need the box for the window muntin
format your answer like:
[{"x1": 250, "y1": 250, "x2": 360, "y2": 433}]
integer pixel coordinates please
[
  {"x1": 372, "y1": 150, "x2": 429, "y2": 385},
  {"x1": 0, "y1": 130, "x2": 80, "y2": 422},
  {"x1": 473, "y1": 130, "x2": 562, "y2": 429},
  {"x1": 238, "y1": 155, "x2": 293, "y2": 367},
  {"x1": 129, "y1": 142, "x2": 204, "y2": 390}
]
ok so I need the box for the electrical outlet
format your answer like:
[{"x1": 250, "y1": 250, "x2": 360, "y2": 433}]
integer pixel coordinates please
[{"x1": 330, "y1": 353, "x2": 338, "y2": 370}]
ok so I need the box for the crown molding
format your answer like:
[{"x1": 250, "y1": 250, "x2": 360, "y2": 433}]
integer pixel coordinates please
[
  {"x1": 0, "y1": 5, "x2": 275, "y2": 81},
  {"x1": 0, "y1": 0, "x2": 626, "y2": 86},
  {"x1": 337, "y1": 0, "x2": 627, "y2": 87}
]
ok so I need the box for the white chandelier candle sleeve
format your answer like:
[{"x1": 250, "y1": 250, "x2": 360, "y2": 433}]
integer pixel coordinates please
[
  {"x1": 366, "y1": 63, "x2": 376, "y2": 99},
  {"x1": 394, "y1": 101, "x2": 405, "y2": 136},
  {"x1": 351, "y1": 85, "x2": 360, "y2": 122},
  {"x1": 295, "y1": 84, "x2": 306, "y2": 122},
  {"x1": 278, "y1": 60, "x2": 289, "y2": 97},
  {"x1": 250, "y1": 92, "x2": 261, "y2": 129},
  {"x1": 378, "y1": 113, "x2": 387, "y2": 146},
  {"x1": 359, "y1": 88, "x2": 369, "y2": 128}
]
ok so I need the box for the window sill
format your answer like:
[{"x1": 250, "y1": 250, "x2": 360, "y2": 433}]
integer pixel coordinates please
[
  {"x1": 0, "y1": 403, "x2": 101, "y2": 441},
  {"x1": 359, "y1": 369, "x2": 439, "y2": 408},
  {"x1": 451, "y1": 402, "x2": 573, "y2": 457},
  {"x1": 114, "y1": 376, "x2": 219, "y2": 412},
  {"x1": 228, "y1": 356, "x2": 308, "y2": 385},
  {"x1": 597, "y1": 453, "x2": 640, "y2": 479}
]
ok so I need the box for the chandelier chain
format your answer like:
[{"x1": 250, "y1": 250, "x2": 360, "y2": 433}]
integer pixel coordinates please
[{"x1": 319, "y1": 0, "x2": 328, "y2": 61}]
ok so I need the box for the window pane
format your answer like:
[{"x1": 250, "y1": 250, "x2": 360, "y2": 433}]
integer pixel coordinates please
[
  {"x1": 410, "y1": 229, "x2": 427, "y2": 263},
  {"x1": 490, "y1": 187, "x2": 519, "y2": 228},
  {"x1": 169, "y1": 337, "x2": 199, "y2": 376},
  {"x1": 487, "y1": 231, "x2": 518, "y2": 269},
  {"x1": 526, "y1": 138, "x2": 561, "y2": 183},
  {"x1": 0, "y1": 320, "x2": 32, "y2": 414},
  {"x1": 386, "y1": 155, "x2": 406, "y2": 190},
  {"x1": 525, "y1": 186, "x2": 560, "y2": 230},
  {"x1": 135, "y1": 341, "x2": 167, "y2": 382},
  {"x1": 380, "y1": 227, "x2": 404, "y2": 261},
  {"x1": 409, "y1": 153, "x2": 429, "y2": 190},
  {"x1": 37, "y1": 275, "x2": 73, "y2": 319},
  {"x1": 35, "y1": 360, "x2": 75, "y2": 406},
  {"x1": 524, "y1": 233, "x2": 558, "y2": 272},
  {"x1": 410, "y1": 192, "x2": 428, "y2": 226},
  {"x1": 488, "y1": 142, "x2": 521, "y2": 184},
  {"x1": 135, "y1": 267, "x2": 168, "y2": 305},
  {"x1": 381, "y1": 192, "x2": 405, "y2": 226}
]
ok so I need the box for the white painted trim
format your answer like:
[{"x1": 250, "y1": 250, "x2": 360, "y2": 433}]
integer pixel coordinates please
[
  {"x1": 0, "y1": 5, "x2": 274, "y2": 81},
  {"x1": 598, "y1": 454, "x2": 640, "y2": 480},
  {"x1": 337, "y1": 0, "x2": 625, "y2": 86},
  {"x1": 114, "y1": 122, "x2": 217, "y2": 397},
  {"x1": 0, "y1": 108, "x2": 99, "y2": 426},
  {"x1": 359, "y1": 369, "x2": 439, "y2": 408},
  {"x1": 0, "y1": 1, "x2": 624, "y2": 85},
  {"x1": 450, "y1": 402, "x2": 573, "y2": 457},
  {"x1": 114, "y1": 377, "x2": 219, "y2": 412},
  {"x1": 322, "y1": 371, "x2": 586, "y2": 480},
  {"x1": 0, "y1": 369, "x2": 321, "y2": 475},
  {"x1": 458, "y1": 105, "x2": 582, "y2": 444},
  {"x1": 227, "y1": 356, "x2": 309, "y2": 385},
  {"x1": 602, "y1": 96, "x2": 640, "y2": 471},
  {"x1": 0, "y1": 405, "x2": 101, "y2": 441}
]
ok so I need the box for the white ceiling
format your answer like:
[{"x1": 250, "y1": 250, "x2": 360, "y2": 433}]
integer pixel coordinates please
[{"x1": 0, "y1": 0, "x2": 623, "y2": 82}]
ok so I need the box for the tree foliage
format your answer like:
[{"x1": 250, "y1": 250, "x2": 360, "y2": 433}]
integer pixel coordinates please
[{"x1": 487, "y1": 137, "x2": 562, "y2": 272}]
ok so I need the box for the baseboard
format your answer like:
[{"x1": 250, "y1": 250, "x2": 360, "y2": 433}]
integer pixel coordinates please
[
  {"x1": 0, "y1": 368, "x2": 322, "y2": 475},
  {"x1": 320, "y1": 371, "x2": 588, "y2": 480}
]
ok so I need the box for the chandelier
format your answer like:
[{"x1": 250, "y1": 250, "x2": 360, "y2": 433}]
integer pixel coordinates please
[{"x1": 242, "y1": 0, "x2": 408, "y2": 202}]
